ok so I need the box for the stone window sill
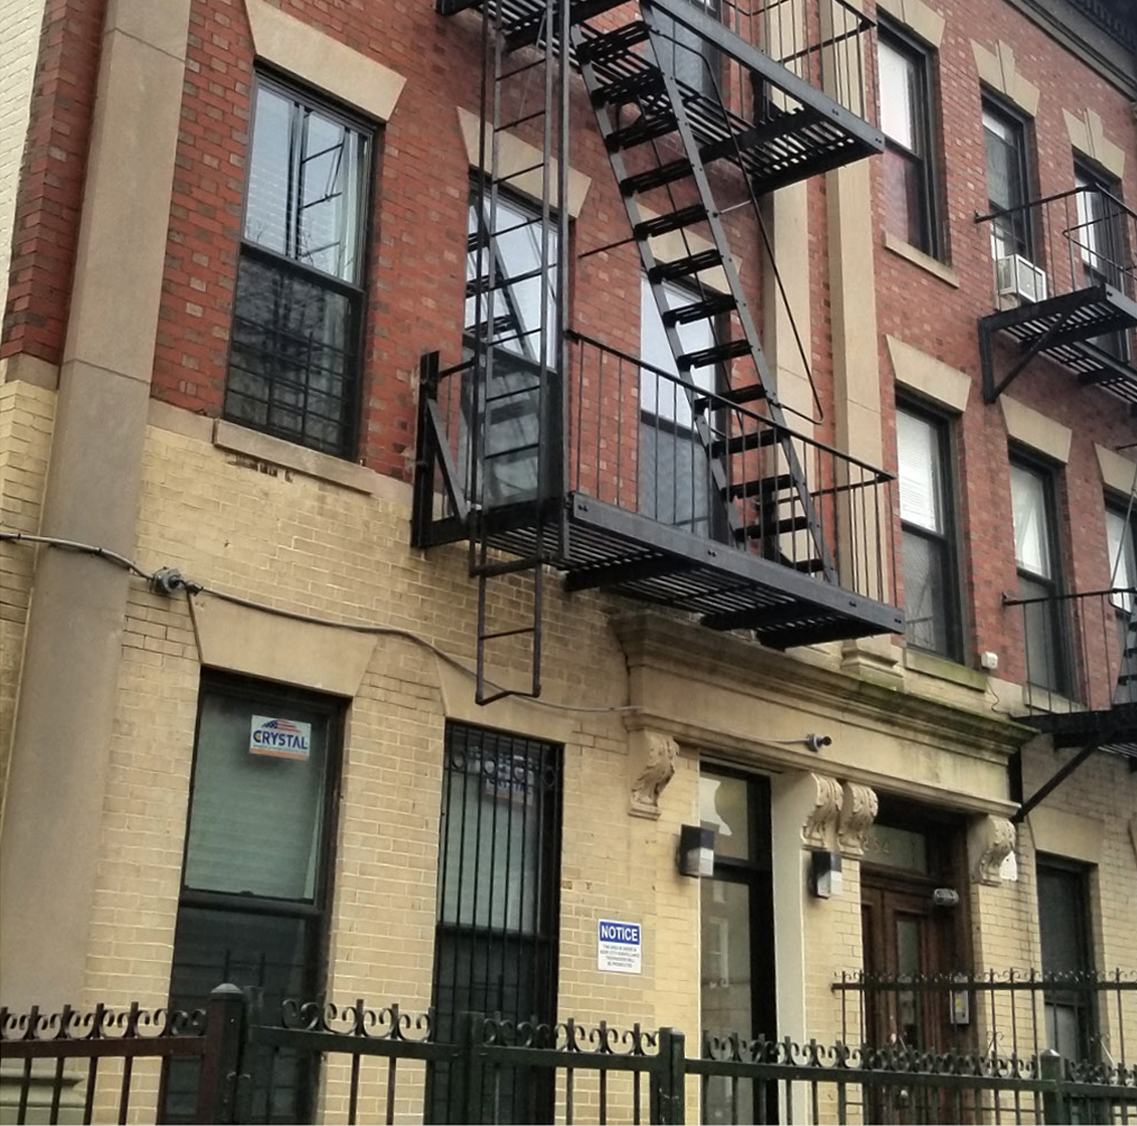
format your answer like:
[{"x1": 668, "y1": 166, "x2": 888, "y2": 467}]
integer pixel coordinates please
[
  {"x1": 905, "y1": 646, "x2": 987, "y2": 691},
  {"x1": 882, "y1": 231, "x2": 960, "y2": 288}
]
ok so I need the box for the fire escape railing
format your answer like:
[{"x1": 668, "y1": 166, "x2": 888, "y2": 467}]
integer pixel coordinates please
[
  {"x1": 415, "y1": 335, "x2": 898, "y2": 608},
  {"x1": 1003, "y1": 586, "x2": 1137, "y2": 723},
  {"x1": 975, "y1": 186, "x2": 1137, "y2": 403},
  {"x1": 702, "y1": 0, "x2": 878, "y2": 125}
]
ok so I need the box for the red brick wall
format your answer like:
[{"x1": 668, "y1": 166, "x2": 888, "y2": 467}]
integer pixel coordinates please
[
  {"x1": 871, "y1": 0, "x2": 1137, "y2": 678},
  {"x1": 1, "y1": 0, "x2": 107, "y2": 363}
]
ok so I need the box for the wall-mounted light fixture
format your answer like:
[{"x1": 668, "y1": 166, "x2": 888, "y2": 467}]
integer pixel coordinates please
[
  {"x1": 809, "y1": 849, "x2": 843, "y2": 898},
  {"x1": 677, "y1": 824, "x2": 715, "y2": 877}
]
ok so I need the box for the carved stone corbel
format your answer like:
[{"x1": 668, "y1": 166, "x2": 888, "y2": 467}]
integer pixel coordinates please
[
  {"x1": 968, "y1": 815, "x2": 1016, "y2": 885},
  {"x1": 801, "y1": 773, "x2": 843, "y2": 849},
  {"x1": 838, "y1": 782, "x2": 878, "y2": 857},
  {"x1": 628, "y1": 730, "x2": 678, "y2": 819}
]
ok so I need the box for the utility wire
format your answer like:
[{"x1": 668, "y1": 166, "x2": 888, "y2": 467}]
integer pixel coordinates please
[{"x1": 0, "y1": 531, "x2": 640, "y2": 715}]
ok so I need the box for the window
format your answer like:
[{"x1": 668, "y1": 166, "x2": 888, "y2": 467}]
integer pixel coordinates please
[
  {"x1": 429, "y1": 723, "x2": 562, "y2": 1124},
  {"x1": 639, "y1": 276, "x2": 726, "y2": 540},
  {"x1": 654, "y1": 0, "x2": 722, "y2": 99},
  {"x1": 464, "y1": 189, "x2": 560, "y2": 508},
  {"x1": 983, "y1": 100, "x2": 1033, "y2": 263},
  {"x1": 897, "y1": 405, "x2": 960, "y2": 659},
  {"x1": 878, "y1": 24, "x2": 939, "y2": 256},
  {"x1": 164, "y1": 676, "x2": 343, "y2": 1124},
  {"x1": 1037, "y1": 857, "x2": 1096, "y2": 1060},
  {"x1": 224, "y1": 77, "x2": 371, "y2": 458},
  {"x1": 1105, "y1": 501, "x2": 1137, "y2": 699},
  {"x1": 1075, "y1": 163, "x2": 1129, "y2": 359},
  {"x1": 1010, "y1": 457, "x2": 1069, "y2": 695},
  {"x1": 699, "y1": 769, "x2": 775, "y2": 1125}
]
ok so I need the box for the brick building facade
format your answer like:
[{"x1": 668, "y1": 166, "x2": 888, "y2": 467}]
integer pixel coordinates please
[{"x1": 1, "y1": 0, "x2": 1135, "y2": 1118}]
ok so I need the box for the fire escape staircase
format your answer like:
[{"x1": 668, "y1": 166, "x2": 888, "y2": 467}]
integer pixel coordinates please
[{"x1": 421, "y1": 0, "x2": 902, "y2": 700}]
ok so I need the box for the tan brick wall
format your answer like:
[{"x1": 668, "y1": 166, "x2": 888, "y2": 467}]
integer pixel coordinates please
[
  {"x1": 0, "y1": 379, "x2": 55, "y2": 820},
  {"x1": 0, "y1": 0, "x2": 47, "y2": 320}
]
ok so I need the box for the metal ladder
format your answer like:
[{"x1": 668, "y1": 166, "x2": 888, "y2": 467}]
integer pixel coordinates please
[
  {"x1": 467, "y1": 0, "x2": 571, "y2": 703},
  {"x1": 571, "y1": 0, "x2": 835, "y2": 579}
]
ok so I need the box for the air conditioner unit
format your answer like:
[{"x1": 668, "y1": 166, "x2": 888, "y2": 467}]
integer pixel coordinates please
[{"x1": 996, "y1": 254, "x2": 1048, "y2": 303}]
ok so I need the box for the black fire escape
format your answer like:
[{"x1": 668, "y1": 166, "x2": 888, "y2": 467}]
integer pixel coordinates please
[
  {"x1": 414, "y1": 0, "x2": 903, "y2": 701},
  {"x1": 978, "y1": 189, "x2": 1137, "y2": 792}
]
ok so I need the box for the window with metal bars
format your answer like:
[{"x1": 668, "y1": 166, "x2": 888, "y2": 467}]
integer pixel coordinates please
[
  {"x1": 428, "y1": 723, "x2": 563, "y2": 1124},
  {"x1": 224, "y1": 76, "x2": 372, "y2": 458}
]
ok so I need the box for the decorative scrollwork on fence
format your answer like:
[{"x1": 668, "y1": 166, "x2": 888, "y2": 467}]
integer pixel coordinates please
[
  {"x1": 0, "y1": 1001, "x2": 206, "y2": 1043},
  {"x1": 278, "y1": 999, "x2": 433, "y2": 1042}
]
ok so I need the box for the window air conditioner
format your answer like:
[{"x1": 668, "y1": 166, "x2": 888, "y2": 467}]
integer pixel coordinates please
[{"x1": 996, "y1": 254, "x2": 1048, "y2": 304}]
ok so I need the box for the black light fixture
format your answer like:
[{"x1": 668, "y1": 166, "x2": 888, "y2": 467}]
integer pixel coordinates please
[
  {"x1": 809, "y1": 849, "x2": 843, "y2": 898},
  {"x1": 677, "y1": 824, "x2": 715, "y2": 877}
]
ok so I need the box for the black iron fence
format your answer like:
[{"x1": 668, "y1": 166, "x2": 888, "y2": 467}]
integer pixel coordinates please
[{"x1": 5, "y1": 981, "x2": 1137, "y2": 1125}]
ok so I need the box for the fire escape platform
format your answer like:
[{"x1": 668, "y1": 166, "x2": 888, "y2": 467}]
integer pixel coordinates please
[
  {"x1": 1023, "y1": 703, "x2": 1137, "y2": 758},
  {"x1": 980, "y1": 284, "x2": 1137, "y2": 403},
  {"x1": 440, "y1": 0, "x2": 884, "y2": 195},
  {"x1": 480, "y1": 494, "x2": 903, "y2": 648}
]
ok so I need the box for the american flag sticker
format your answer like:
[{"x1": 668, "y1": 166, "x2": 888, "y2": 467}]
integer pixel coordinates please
[{"x1": 249, "y1": 716, "x2": 312, "y2": 760}]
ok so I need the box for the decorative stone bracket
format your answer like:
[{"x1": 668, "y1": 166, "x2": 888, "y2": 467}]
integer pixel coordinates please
[
  {"x1": 801, "y1": 773, "x2": 844, "y2": 848},
  {"x1": 838, "y1": 782, "x2": 879, "y2": 857},
  {"x1": 628, "y1": 730, "x2": 678, "y2": 819},
  {"x1": 968, "y1": 815, "x2": 1016, "y2": 885}
]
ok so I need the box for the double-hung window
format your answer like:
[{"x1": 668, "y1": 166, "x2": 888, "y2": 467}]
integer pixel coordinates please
[
  {"x1": 639, "y1": 275, "x2": 726, "y2": 540},
  {"x1": 164, "y1": 675, "x2": 343, "y2": 1124},
  {"x1": 464, "y1": 190, "x2": 560, "y2": 508},
  {"x1": 1075, "y1": 164, "x2": 1130, "y2": 359},
  {"x1": 897, "y1": 405, "x2": 960, "y2": 659},
  {"x1": 225, "y1": 77, "x2": 371, "y2": 458},
  {"x1": 983, "y1": 99, "x2": 1033, "y2": 264},
  {"x1": 429, "y1": 723, "x2": 562, "y2": 1124},
  {"x1": 1037, "y1": 857, "x2": 1097, "y2": 1061},
  {"x1": 878, "y1": 24, "x2": 939, "y2": 257},
  {"x1": 1010, "y1": 457, "x2": 1069, "y2": 695},
  {"x1": 1105, "y1": 501, "x2": 1137, "y2": 699}
]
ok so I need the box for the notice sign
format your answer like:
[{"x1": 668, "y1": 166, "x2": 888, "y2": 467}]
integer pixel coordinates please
[
  {"x1": 249, "y1": 716, "x2": 312, "y2": 760},
  {"x1": 597, "y1": 919, "x2": 642, "y2": 974}
]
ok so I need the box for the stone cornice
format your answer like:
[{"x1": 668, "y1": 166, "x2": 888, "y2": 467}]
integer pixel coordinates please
[{"x1": 612, "y1": 611, "x2": 1035, "y2": 764}]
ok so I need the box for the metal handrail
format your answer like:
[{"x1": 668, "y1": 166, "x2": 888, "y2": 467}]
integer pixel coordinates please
[
  {"x1": 975, "y1": 184, "x2": 1137, "y2": 228},
  {"x1": 566, "y1": 329, "x2": 895, "y2": 483}
]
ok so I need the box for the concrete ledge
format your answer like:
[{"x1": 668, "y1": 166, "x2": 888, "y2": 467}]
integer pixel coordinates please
[
  {"x1": 214, "y1": 418, "x2": 394, "y2": 498},
  {"x1": 1064, "y1": 108, "x2": 1125, "y2": 181},
  {"x1": 905, "y1": 647, "x2": 987, "y2": 691},
  {"x1": 972, "y1": 39, "x2": 1040, "y2": 116},
  {"x1": 1096, "y1": 443, "x2": 1137, "y2": 496},
  {"x1": 875, "y1": 0, "x2": 945, "y2": 46},
  {"x1": 882, "y1": 232, "x2": 959, "y2": 288},
  {"x1": 0, "y1": 354, "x2": 60, "y2": 390},
  {"x1": 1029, "y1": 806, "x2": 1102, "y2": 865}
]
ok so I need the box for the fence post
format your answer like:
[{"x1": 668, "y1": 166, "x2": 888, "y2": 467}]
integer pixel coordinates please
[
  {"x1": 196, "y1": 984, "x2": 248, "y2": 1125},
  {"x1": 454, "y1": 1010, "x2": 486, "y2": 1126},
  {"x1": 1040, "y1": 1048, "x2": 1069, "y2": 1125},
  {"x1": 653, "y1": 1028, "x2": 686, "y2": 1125}
]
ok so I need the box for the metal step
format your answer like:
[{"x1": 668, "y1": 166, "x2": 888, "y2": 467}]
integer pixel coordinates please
[
  {"x1": 649, "y1": 248, "x2": 722, "y2": 284},
  {"x1": 726, "y1": 472, "x2": 795, "y2": 499},
  {"x1": 634, "y1": 204, "x2": 708, "y2": 241},
  {"x1": 503, "y1": 0, "x2": 627, "y2": 50},
  {"x1": 591, "y1": 68, "x2": 666, "y2": 107},
  {"x1": 736, "y1": 513, "x2": 810, "y2": 539},
  {"x1": 710, "y1": 428, "x2": 782, "y2": 458},
  {"x1": 665, "y1": 292, "x2": 736, "y2": 327},
  {"x1": 619, "y1": 158, "x2": 694, "y2": 196},
  {"x1": 606, "y1": 111, "x2": 678, "y2": 151},
  {"x1": 678, "y1": 336, "x2": 751, "y2": 371},
  {"x1": 577, "y1": 20, "x2": 650, "y2": 65}
]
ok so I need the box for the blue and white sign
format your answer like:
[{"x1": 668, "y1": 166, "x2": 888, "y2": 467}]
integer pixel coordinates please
[
  {"x1": 597, "y1": 919, "x2": 642, "y2": 974},
  {"x1": 249, "y1": 716, "x2": 312, "y2": 761}
]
